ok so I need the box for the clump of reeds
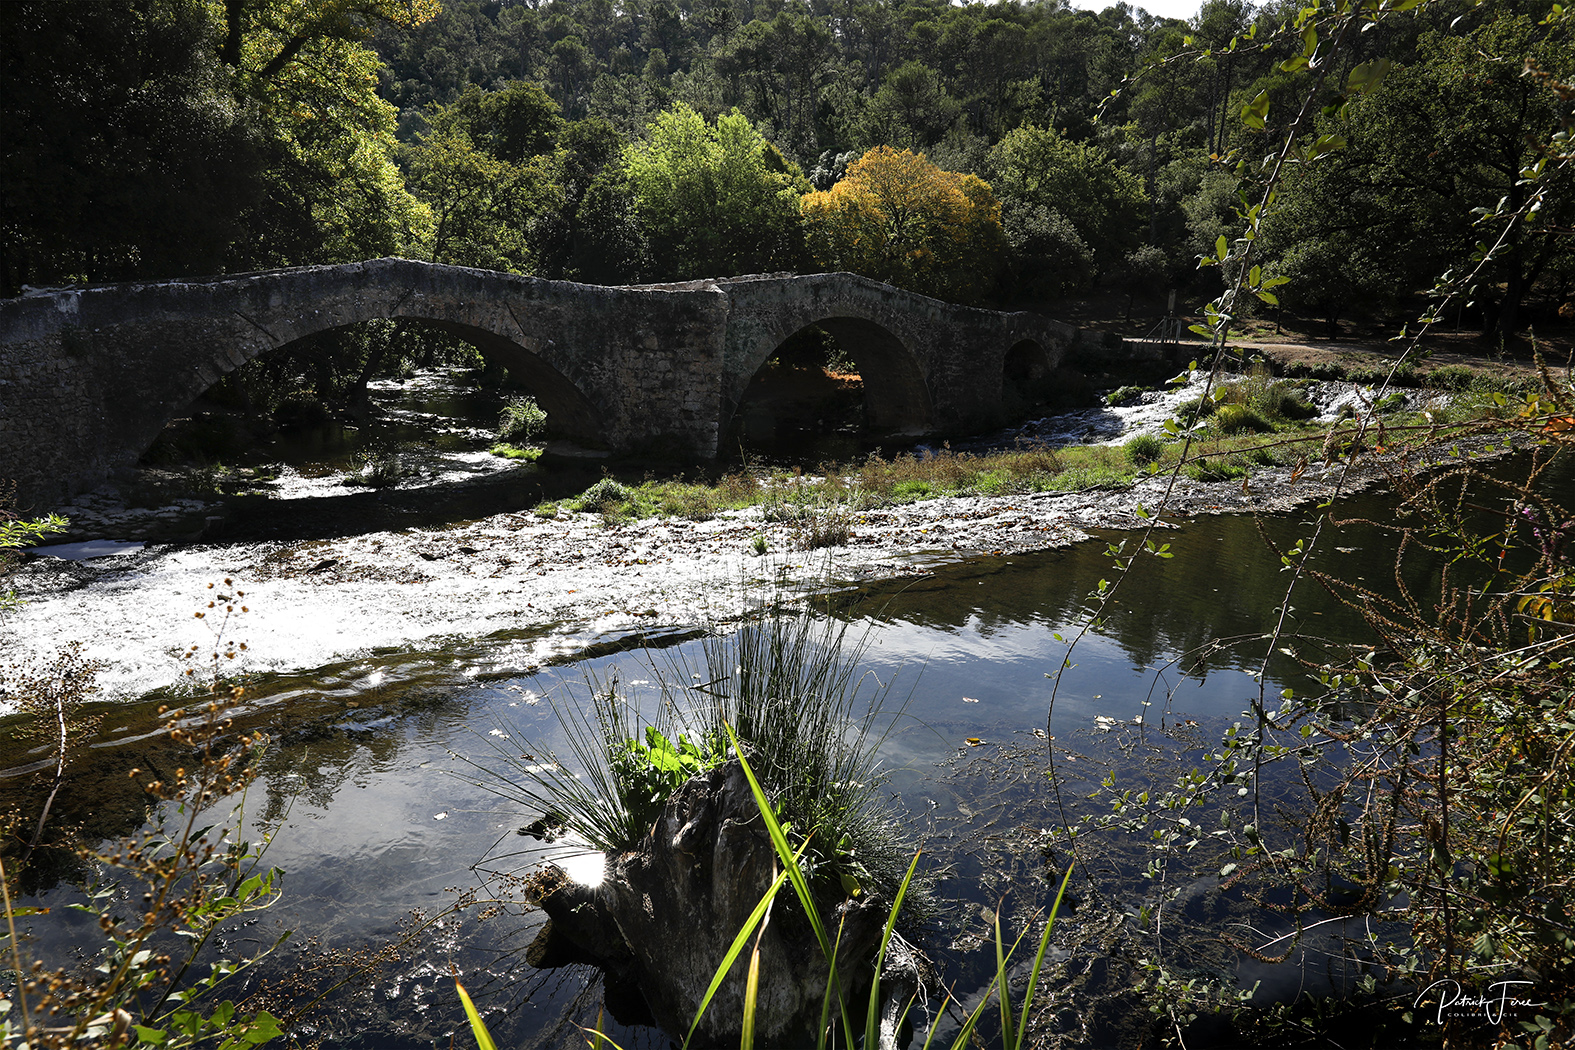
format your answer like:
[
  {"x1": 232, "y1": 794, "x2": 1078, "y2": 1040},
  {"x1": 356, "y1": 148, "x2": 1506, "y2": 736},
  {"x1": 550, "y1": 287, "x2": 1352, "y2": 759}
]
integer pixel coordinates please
[{"x1": 463, "y1": 606, "x2": 912, "y2": 898}]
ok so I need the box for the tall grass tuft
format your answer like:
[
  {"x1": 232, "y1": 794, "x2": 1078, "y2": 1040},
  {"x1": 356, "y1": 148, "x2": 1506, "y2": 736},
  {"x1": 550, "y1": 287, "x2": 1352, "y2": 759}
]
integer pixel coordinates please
[
  {"x1": 459, "y1": 606, "x2": 911, "y2": 895},
  {"x1": 696, "y1": 726, "x2": 1078, "y2": 1050}
]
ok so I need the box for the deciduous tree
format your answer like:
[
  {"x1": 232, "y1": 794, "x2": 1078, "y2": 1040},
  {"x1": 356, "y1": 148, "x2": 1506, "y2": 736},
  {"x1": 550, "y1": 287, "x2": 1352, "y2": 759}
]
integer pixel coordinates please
[
  {"x1": 801, "y1": 146, "x2": 1005, "y2": 303},
  {"x1": 623, "y1": 103, "x2": 808, "y2": 279}
]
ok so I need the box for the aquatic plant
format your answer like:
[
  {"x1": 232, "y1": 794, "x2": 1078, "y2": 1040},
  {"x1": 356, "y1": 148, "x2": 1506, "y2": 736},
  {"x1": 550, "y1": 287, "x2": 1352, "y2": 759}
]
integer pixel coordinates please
[{"x1": 463, "y1": 605, "x2": 913, "y2": 890}]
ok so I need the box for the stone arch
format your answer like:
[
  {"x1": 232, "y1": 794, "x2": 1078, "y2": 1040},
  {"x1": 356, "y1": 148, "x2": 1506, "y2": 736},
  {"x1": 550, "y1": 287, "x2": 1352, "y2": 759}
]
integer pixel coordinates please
[
  {"x1": 727, "y1": 316, "x2": 933, "y2": 441},
  {"x1": 154, "y1": 317, "x2": 606, "y2": 464}
]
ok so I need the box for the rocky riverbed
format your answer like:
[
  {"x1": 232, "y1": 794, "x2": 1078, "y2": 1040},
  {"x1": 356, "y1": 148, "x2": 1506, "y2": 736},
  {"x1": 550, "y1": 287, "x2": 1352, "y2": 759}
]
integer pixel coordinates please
[{"x1": 2, "y1": 434, "x2": 1470, "y2": 706}]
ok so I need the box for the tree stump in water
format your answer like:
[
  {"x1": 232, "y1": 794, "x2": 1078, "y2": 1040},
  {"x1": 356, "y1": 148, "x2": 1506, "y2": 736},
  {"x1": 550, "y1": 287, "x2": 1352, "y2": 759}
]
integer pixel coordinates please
[{"x1": 533, "y1": 759, "x2": 893, "y2": 1044}]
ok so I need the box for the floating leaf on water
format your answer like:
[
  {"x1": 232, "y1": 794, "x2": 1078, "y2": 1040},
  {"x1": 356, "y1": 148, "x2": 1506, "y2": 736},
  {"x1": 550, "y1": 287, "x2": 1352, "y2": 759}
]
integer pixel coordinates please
[
  {"x1": 434, "y1": 812, "x2": 448, "y2": 820},
  {"x1": 962, "y1": 696, "x2": 980, "y2": 703},
  {"x1": 966, "y1": 737, "x2": 983, "y2": 746}
]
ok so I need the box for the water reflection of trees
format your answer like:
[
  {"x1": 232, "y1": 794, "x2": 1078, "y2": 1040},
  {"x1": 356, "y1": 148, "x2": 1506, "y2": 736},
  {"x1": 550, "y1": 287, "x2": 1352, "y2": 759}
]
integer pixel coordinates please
[{"x1": 842, "y1": 501, "x2": 1424, "y2": 680}]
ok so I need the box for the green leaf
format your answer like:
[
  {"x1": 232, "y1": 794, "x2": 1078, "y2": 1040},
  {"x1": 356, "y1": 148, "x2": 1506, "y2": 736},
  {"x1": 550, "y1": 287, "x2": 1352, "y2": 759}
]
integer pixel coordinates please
[
  {"x1": 242, "y1": 1012, "x2": 284, "y2": 1045},
  {"x1": 1345, "y1": 58, "x2": 1392, "y2": 94},
  {"x1": 1214, "y1": 234, "x2": 1228, "y2": 262},
  {"x1": 135, "y1": 1028, "x2": 169, "y2": 1046},
  {"x1": 1239, "y1": 90, "x2": 1270, "y2": 130}
]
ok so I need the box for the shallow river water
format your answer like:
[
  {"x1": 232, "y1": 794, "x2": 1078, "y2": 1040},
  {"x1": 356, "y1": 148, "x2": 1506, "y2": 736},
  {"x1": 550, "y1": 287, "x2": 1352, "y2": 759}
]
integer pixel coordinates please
[{"x1": 0, "y1": 370, "x2": 1531, "y2": 1047}]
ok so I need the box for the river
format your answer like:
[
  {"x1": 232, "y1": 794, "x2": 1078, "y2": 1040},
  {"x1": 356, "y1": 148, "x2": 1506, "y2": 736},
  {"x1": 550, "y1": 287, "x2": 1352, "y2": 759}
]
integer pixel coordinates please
[{"x1": 0, "y1": 367, "x2": 1528, "y2": 1047}]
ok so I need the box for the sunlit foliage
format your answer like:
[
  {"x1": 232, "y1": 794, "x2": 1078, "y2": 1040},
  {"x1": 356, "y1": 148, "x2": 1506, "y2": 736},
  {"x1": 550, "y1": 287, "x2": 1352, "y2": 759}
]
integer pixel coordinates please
[
  {"x1": 801, "y1": 146, "x2": 1005, "y2": 303},
  {"x1": 622, "y1": 103, "x2": 809, "y2": 280}
]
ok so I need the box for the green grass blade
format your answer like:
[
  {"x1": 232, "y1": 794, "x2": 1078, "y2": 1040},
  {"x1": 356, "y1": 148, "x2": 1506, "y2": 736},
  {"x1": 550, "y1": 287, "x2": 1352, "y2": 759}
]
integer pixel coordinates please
[
  {"x1": 742, "y1": 945, "x2": 760, "y2": 1050},
  {"x1": 948, "y1": 983, "x2": 997, "y2": 1050},
  {"x1": 918, "y1": 994, "x2": 954, "y2": 1050},
  {"x1": 453, "y1": 976, "x2": 498, "y2": 1050},
  {"x1": 682, "y1": 857, "x2": 796, "y2": 1049},
  {"x1": 817, "y1": 912, "x2": 847, "y2": 1050},
  {"x1": 723, "y1": 723, "x2": 857, "y2": 1044},
  {"x1": 994, "y1": 911, "x2": 1014, "y2": 1048},
  {"x1": 1014, "y1": 862, "x2": 1075, "y2": 1050},
  {"x1": 579, "y1": 1007, "x2": 631, "y2": 1050},
  {"x1": 865, "y1": 851, "x2": 922, "y2": 1050}
]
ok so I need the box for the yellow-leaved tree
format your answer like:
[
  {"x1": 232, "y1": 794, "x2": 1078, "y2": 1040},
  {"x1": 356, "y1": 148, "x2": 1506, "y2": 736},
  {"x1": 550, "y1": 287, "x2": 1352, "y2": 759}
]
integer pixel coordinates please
[{"x1": 800, "y1": 147, "x2": 1005, "y2": 304}]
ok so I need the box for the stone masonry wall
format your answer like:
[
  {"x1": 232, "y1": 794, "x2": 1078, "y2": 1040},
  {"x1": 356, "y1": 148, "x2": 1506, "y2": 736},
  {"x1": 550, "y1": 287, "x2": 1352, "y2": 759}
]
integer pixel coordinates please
[{"x1": 1, "y1": 260, "x2": 1095, "y2": 511}]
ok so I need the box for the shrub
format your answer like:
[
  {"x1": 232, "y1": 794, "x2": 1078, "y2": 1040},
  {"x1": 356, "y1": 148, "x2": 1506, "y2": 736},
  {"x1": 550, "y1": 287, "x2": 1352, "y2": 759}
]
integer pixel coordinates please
[
  {"x1": 1124, "y1": 433, "x2": 1165, "y2": 465},
  {"x1": 497, "y1": 396, "x2": 547, "y2": 444},
  {"x1": 1, "y1": 508, "x2": 69, "y2": 611},
  {"x1": 1212, "y1": 403, "x2": 1272, "y2": 434},
  {"x1": 1106, "y1": 385, "x2": 1148, "y2": 406},
  {"x1": 1258, "y1": 382, "x2": 1317, "y2": 421},
  {"x1": 1423, "y1": 364, "x2": 1477, "y2": 390},
  {"x1": 572, "y1": 476, "x2": 633, "y2": 512}
]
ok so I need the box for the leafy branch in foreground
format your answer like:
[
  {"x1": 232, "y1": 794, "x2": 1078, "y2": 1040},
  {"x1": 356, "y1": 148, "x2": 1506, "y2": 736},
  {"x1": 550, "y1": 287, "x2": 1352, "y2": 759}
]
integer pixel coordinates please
[{"x1": 1049, "y1": 0, "x2": 1575, "y2": 1042}]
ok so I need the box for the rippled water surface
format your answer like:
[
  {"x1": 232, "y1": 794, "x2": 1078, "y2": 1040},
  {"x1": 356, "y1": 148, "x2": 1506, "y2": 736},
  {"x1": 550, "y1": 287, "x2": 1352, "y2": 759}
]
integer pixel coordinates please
[{"x1": 5, "y1": 368, "x2": 1559, "y2": 1046}]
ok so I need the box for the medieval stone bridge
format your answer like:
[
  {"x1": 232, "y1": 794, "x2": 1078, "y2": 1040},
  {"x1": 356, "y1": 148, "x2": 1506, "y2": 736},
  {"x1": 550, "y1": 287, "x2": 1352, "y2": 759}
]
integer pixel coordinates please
[{"x1": 0, "y1": 257, "x2": 1095, "y2": 510}]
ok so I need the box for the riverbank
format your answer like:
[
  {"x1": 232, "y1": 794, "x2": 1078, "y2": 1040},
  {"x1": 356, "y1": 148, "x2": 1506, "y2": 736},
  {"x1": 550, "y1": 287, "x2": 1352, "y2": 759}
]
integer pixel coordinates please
[{"x1": 3, "y1": 424, "x2": 1511, "y2": 705}]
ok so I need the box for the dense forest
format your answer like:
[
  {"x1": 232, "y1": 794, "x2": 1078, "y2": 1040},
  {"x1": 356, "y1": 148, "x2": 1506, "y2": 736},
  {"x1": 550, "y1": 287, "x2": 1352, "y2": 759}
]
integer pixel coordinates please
[{"x1": 2, "y1": 0, "x2": 1571, "y2": 343}]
